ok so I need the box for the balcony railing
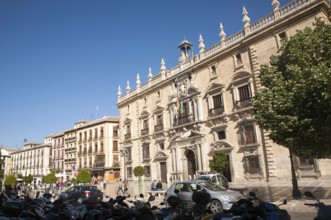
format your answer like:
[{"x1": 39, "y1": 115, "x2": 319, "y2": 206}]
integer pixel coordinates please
[
  {"x1": 125, "y1": 133, "x2": 131, "y2": 140},
  {"x1": 174, "y1": 114, "x2": 194, "y2": 126},
  {"x1": 209, "y1": 106, "x2": 225, "y2": 116},
  {"x1": 154, "y1": 124, "x2": 164, "y2": 132},
  {"x1": 141, "y1": 128, "x2": 149, "y2": 135}
]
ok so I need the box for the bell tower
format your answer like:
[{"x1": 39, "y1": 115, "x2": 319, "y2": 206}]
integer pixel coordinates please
[{"x1": 178, "y1": 39, "x2": 193, "y2": 64}]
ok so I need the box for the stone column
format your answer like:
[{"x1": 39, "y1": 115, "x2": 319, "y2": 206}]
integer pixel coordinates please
[{"x1": 197, "y1": 97, "x2": 203, "y2": 120}]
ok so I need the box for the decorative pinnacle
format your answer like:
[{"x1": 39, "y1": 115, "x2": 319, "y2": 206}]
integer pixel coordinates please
[
  {"x1": 161, "y1": 58, "x2": 166, "y2": 73},
  {"x1": 136, "y1": 73, "x2": 140, "y2": 87},
  {"x1": 199, "y1": 34, "x2": 205, "y2": 53},
  {"x1": 242, "y1": 7, "x2": 250, "y2": 27},
  {"x1": 219, "y1": 22, "x2": 226, "y2": 41},
  {"x1": 126, "y1": 80, "x2": 130, "y2": 93},
  {"x1": 148, "y1": 67, "x2": 153, "y2": 81},
  {"x1": 117, "y1": 85, "x2": 121, "y2": 96}
]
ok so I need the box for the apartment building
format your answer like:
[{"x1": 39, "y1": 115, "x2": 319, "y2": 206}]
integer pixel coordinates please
[
  {"x1": 62, "y1": 116, "x2": 120, "y2": 182},
  {"x1": 10, "y1": 141, "x2": 52, "y2": 184},
  {"x1": 117, "y1": 0, "x2": 331, "y2": 185}
]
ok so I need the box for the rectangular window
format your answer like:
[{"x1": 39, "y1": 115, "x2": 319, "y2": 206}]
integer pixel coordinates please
[
  {"x1": 159, "y1": 142, "x2": 165, "y2": 150},
  {"x1": 240, "y1": 124, "x2": 256, "y2": 145},
  {"x1": 236, "y1": 53, "x2": 242, "y2": 65},
  {"x1": 100, "y1": 127, "x2": 104, "y2": 138},
  {"x1": 144, "y1": 166, "x2": 151, "y2": 177},
  {"x1": 217, "y1": 130, "x2": 226, "y2": 140},
  {"x1": 238, "y1": 85, "x2": 251, "y2": 101},
  {"x1": 156, "y1": 115, "x2": 163, "y2": 125},
  {"x1": 113, "y1": 141, "x2": 118, "y2": 151},
  {"x1": 127, "y1": 148, "x2": 132, "y2": 161},
  {"x1": 213, "y1": 95, "x2": 223, "y2": 108},
  {"x1": 279, "y1": 32, "x2": 287, "y2": 47},
  {"x1": 143, "y1": 144, "x2": 150, "y2": 159},
  {"x1": 244, "y1": 156, "x2": 260, "y2": 173},
  {"x1": 100, "y1": 142, "x2": 104, "y2": 153},
  {"x1": 127, "y1": 167, "x2": 132, "y2": 178}
]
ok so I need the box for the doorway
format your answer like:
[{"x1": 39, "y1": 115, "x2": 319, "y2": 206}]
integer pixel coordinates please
[
  {"x1": 186, "y1": 150, "x2": 196, "y2": 180},
  {"x1": 160, "y1": 162, "x2": 167, "y2": 183}
]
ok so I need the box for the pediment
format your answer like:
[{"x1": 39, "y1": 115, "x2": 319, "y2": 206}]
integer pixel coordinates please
[
  {"x1": 139, "y1": 110, "x2": 150, "y2": 119},
  {"x1": 209, "y1": 140, "x2": 234, "y2": 154},
  {"x1": 154, "y1": 151, "x2": 168, "y2": 161},
  {"x1": 123, "y1": 117, "x2": 132, "y2": 125},
  {"x1": 205, "y1": 82, "x2": 226, "y2": 95},
  {"x1": 152, "y1": 105, "x2": 165, "y2": 115},
  {"x1": 231, "y1": 71, "x2": 252, "y2": 84}
]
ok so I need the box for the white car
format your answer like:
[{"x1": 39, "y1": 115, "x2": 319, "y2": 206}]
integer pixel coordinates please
[{"x1": 164, "y1": 180, "x2": 243, "y2": 213}]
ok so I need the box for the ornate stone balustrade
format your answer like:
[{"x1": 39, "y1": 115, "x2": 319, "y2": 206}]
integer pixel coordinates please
[{"x1": 118, "y1": 0, "x2": 316, "y2": 104}]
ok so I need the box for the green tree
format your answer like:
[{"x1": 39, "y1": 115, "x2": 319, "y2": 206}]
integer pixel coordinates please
[
  {"x1": 209, "y1": 151, "x2": 229, "y2": 174},
  {"x1": 133, "y1": 166, "x2": 145, "y2": 194},
  {"x1": 76, "y1": 169, "x2": 91, "y2": 184},
  {"x1": 133, "y1": 166, "x2": 145, "y2": 177},
  {"x1": 23, "y1": 174, "x2": 33, "y2": 184},
  {"x1": 4, "y1": 175, "x2": 17, "y2": 186},
  {"x1": 42, "y1": 172, "x2": 57, "y2": 184},
  {"x1": 253, "y1": 20, "x2": 331, "y2": 159}
]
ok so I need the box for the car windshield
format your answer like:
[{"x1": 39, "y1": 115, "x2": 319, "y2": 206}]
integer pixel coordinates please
[
  {"x1": 199, "y1": 181, "x2": 226, "y2": 191},
  {"x1": 196, "y1": 176, "x2": 209, "y2": 181}
]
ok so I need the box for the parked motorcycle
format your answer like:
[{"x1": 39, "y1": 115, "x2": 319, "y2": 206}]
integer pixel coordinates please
[
  {"x1": 213, "y1": 191, "x2": 291, "y2": 220},
  {"x1": 304, "y1": 191, "x2": 331, "y2": 220}
]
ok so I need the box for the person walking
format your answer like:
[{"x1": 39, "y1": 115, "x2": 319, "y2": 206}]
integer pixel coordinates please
[
  {"x1": 116, "y1": 178, "x2": 124, "y2": 196},
  {"x1": 103, "y1": 179, "x2": 106, "y2": 191}
]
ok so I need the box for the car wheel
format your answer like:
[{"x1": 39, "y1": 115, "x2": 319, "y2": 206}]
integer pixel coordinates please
[{"x1": 210, "y1": 200, "x2": 223, "y2": 213}]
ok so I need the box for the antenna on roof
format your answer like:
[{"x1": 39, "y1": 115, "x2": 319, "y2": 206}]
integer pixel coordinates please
[{"x1": 96, "y1": 105, "x2": 99, "y2": 119}]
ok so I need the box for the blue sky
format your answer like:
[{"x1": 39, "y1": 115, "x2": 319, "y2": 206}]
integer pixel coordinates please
[{"x1": 0, "y1": 0, "x2": 292, "y2": 148}]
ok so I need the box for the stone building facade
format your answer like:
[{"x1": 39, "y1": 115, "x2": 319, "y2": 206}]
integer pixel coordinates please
[
  {"x1": 10, "y1": 141, "x2": 52, "y2": 184},
  {"x1": 62, "y1": 116, "x2": 120, "y2": 182},
  {"x1": 117, "y1": 0, "x2": 331, "y2": 186}
]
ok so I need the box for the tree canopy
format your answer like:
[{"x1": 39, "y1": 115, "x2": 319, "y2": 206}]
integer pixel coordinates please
[
  {"x1": 209, "y1": 151, "x2": 229, "y2": 174},
  {"x1": 4, "y1": 175, "x2": 17, "y2": 186},
  {"x1": 133, "y1": 166, "x2": 144, "y2": 177},
  {"x1": 42, "y1": 172, "x2": 57, "y2": 184},
  {"x1": 23, "y1": 174, "x2": 33, "y2": 184},
  {"x1": 253, "y1": 20, "x2": 331, "y2": 158},
  {"x1": 76, "y1": 169, "x2": 91, "y2": 184}
]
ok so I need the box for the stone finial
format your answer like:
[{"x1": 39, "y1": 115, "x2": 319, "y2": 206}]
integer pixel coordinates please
[
  {"x1": 219, "y1": 22, "x2": 226, "y2": 41},
  {"x1": 126, "y1": 80, "x2": 130, "y2": 94},
  {"x1": 117, "y1": 85, "x2": 121, "y2": 97},
  {"x1": 272, "y1": 0, "x2": 280, "y2": 11},
  {"x1": 161, "y1": 58, "x2": 166, "y2": 73},
  {"x1": 148, "y1": 67, "x2": 153, "y2": 82},
  {"x1": 136, "y1": 73, "x2": 140, "y2": 88},
  {"x1": 199, "y1": 34, "x2": 205, "y2": 53},
  {"x1": 242, "y1": 7, "x2": 250, "y2": 27}
]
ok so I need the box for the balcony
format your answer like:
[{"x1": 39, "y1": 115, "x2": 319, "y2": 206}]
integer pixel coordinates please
[
  {"x1": 141, "y1": 128, "x2": 149, "y2": 136},
  {"x1": 235, "y1": 98, "x2": 252, "y2": 108},
  {"x1": 174, "y1": 114, "x2": 194, "y2": 126},
  {"x1": 125, "y1": 133, "x2": 131, "y2": 140},
  {"x1": 209, "y1": 106, "x2": 225, "y2": 116},
  {"x1": 154, "y1": 124, "x2": 164, "y2": 132}
]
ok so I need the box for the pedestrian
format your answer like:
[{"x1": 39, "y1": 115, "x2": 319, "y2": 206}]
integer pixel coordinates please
[
  {"x1": 116, "y1": 178, "x2": 124, "y2": 195},
  {"x1": 156, "y1": 180, "x2": 163, "y2": 190},
  {"x1": 151, "y1": 180, "x2": 156, "y2": 191},
  {"x1": 103, "y1": 179, "x2": 106, "y2": 191}
]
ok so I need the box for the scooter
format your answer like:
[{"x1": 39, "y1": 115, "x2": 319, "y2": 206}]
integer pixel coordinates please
[{"x1": 304, "y1": 191, "x2": 331, "y2": 220}]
